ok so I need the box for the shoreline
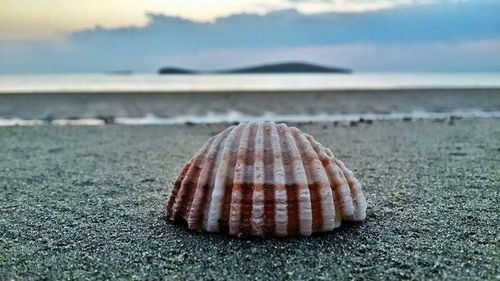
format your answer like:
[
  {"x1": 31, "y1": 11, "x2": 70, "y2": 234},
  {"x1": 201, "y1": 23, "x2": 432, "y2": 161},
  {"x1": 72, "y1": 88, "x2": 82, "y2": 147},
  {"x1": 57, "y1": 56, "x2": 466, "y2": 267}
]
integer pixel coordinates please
[
  {"x1": 1, "y1": 109, "x2": 499, "y2": 126},
  {"x1": 1, "y1": 88, "x2": 499, "y2": 120},
  {"x1": 1, "y1": 87, "x2": 500, "y2": 95}
]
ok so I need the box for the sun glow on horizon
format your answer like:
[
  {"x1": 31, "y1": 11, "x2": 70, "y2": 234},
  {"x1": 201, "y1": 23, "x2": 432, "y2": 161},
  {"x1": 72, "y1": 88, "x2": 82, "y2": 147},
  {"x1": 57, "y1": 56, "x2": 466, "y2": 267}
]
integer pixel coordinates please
[{"x1": 0, "y1": 0, "x2": 445, "y2": 41}]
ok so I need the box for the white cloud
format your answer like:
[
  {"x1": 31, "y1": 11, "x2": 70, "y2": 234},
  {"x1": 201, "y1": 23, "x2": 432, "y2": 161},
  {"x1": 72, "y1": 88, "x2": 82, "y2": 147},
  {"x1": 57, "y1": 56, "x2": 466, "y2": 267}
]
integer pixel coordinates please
[
  {"x1": 1, "y1": 0, "x2": 498, "y2": 74},
  {"x1": 0, "y1": 0, "x2": 467, "y2": 40}
]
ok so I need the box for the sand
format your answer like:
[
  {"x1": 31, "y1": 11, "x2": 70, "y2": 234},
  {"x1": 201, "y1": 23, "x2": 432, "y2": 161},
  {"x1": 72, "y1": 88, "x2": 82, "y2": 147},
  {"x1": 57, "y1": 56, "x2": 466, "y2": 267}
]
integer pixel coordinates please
[{"x1": 1, "y1": 118, "x2": 499, "y2": 280}]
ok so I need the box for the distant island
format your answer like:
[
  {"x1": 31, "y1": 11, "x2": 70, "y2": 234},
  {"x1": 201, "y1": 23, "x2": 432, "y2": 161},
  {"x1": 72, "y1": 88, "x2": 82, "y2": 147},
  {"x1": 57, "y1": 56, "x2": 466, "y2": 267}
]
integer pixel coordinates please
[
  {"x1": 157, "y1": 67, "x2": 197, "y2": 74},
  {"x1": 158, "y1": 62, "x2": 351, "y2": 74}
]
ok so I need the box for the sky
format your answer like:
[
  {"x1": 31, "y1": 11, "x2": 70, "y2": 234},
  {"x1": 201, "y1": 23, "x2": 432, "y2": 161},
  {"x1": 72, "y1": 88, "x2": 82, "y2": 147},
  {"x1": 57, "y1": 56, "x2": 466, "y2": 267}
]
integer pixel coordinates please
[{"x1": 1, "y1": 0, "x2": 499, "y2": 73}]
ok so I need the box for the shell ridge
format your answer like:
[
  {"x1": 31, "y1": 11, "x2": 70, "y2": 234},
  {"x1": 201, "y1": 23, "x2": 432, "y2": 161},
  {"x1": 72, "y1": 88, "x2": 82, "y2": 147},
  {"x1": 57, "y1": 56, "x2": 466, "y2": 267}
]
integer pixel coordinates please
[
  {"x1": 277, "y1": 124, "x2": 299, "y2": 236},
  {"x1": 219, "y1": 126, "x2": 246, "y2": 234},
  {"x1": 165, "y1": 160, "x2": 192, "y2": 219},
  {"x1": 334, "y1": 159, "x2": 367, "y2": 221},
  {"x1": 206, "y1": 124, "x2": 246, "y2": 232},
  {"x1": 201, "y1": 126, "x2": 236, "y2": 230},
  {"x1": 174, "y1": 160, "x2": 201, "y2": 220},
  {"x1": 305, "y1": 135, "x2": 339, "y2": 231},
  {"x1": 262, "y1": 123, "x2": 277, "y2": 236},
  {"x1": 282, "y1": 125, "x2": 313, "y2": 236},
  {"x1": 170, "y1": 137, "x2": 217, "y2": 220},
  {"x1": 290, "y1": 127, "x2": 323, "y2": 233},
  {"x1": 293, "y1": 128, "x2": 337, "y2": 232},
  {"x1": 229, "y1": 123, "x2": 252, "y2": 235},
  {"x1": 170, "y1": 138, "x2": 213, "y2": 220},
  {"x1": 251, "y1": 123, "x2": 266, "y2": 236},
  {"x1": 305, "y1": 135, "x2": 330, "y2": 160},
  {"x1": 270, "y1": 124, "x2": 287, "y2": 236},
  {"x1": 239, "y1": 123, "x2": 258, "y2": 236},
  {"x1": 186, "y1": 126, "x2": 233, "y2": 231},
  {"x1": 328, "y1": 159, "x2": 354, "y2": 219}
]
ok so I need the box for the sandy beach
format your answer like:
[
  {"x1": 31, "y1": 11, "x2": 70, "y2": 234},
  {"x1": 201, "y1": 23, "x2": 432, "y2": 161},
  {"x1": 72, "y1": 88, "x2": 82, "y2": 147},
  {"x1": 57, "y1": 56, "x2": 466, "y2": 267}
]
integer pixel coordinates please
[{"x1": 1, "y1": 117, "x2": 499, "y2": 280}]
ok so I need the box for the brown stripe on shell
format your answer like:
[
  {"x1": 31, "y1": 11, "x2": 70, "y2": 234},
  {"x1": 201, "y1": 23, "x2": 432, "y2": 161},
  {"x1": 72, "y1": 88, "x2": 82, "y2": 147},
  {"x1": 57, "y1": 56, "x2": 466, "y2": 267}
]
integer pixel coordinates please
[
  {"x1": 173, "y1": 162, "x2": 200, "y2": 221},
  {"x1": 277, "y1": 124, "x2": 301, "y2": 236},
  {"x1": 229, "y1": 123, "x2": 255, "y2": 236},
  {"x1": 218, "y1": 125, "x2": 247, "y2": 233},
  {"x1": 334, "y1": 158, "x2": 367, "y2": 221},
  {"x1": 165, "y1": 160, "x2": 191, "y2": 219},
  {"x1": 309, "y1": 182, "x2": 322, "y2": 232},
  {"x1": 175, "y1": 152, "x2": 210, "y2": 220},
  {"x1": 270, "y1": 124, "x2": 287, "y2": 236},
  {"x1": 206, "y1": 123, "x2": 246, "y2": 232},
  {"x1": 330, "y1": 163, "x2": 355, "y2": 220},
  {"x1": 290, "y1": 127, "x2": 323, "y2": 233},
  {"x1": 251, "y1": 123, "x2": 265, "y2": 236},
  {"x1": 305, "y1": 135, "x2": 341, "y2": 227},
  {"x1": 168, "y1": 135, "x2": 217, "y2": 221},
  {"x1": 201, "y1": 127, "x2": 235, "y2": 230},
  {"x1": 283, "y1": 126, "x2": 312, "y2": 236},
  {"x1": 238, "y1": 123, "x2": 258, "y2": 236},
  {"x1": 239, "y1": 183, "x2": 254, "y2": 236},
  {"x1": 186, "y1": 126, "x2": 233, "y2": 230},
  {"x1": 296, "y1": 133, "x2": 336, "y2": 231},
  {"x1": 305, "y1": 134, "x2": 355, "y2": 223},
  {"x1": 262, "y1": 123, "x2": 276, "y2": 236}
]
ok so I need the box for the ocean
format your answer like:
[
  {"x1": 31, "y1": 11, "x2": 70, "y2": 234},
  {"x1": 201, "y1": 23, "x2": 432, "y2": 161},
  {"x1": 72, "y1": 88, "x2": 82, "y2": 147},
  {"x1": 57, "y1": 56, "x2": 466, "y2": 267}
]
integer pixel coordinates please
[
  {"x1": 1, "y1": 72, "x2": 500, "y2": 93},
  {"x1": 1, "y1": 72, "x2": 499, "y2": 126}
]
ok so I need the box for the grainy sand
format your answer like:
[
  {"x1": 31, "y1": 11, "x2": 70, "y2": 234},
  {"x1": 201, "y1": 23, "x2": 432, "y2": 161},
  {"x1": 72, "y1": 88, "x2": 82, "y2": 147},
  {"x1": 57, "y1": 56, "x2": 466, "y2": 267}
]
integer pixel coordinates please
[{"x1": 1, "y1": 119, "x2": 499, "y2": 280}]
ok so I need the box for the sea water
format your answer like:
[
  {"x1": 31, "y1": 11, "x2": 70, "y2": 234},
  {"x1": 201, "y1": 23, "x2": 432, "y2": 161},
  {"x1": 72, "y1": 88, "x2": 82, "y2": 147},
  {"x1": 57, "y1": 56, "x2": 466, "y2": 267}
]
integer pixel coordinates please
[
  {"x1": 1, "y1": 72, "x2": 499, "y2": 125},
  {"x1": 1, "y1": 73, "x2": 500, "y2": 93}
]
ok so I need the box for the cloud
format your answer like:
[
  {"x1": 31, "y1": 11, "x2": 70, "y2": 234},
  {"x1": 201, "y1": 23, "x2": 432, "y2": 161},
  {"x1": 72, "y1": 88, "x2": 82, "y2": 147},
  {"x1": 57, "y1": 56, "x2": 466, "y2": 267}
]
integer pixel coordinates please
[
  {"x1": 285, "y1": 0, "x2": 463, "y2": 13},
  {"x1": 71, "y1": 2, "x2": 500, "y2": 49},
  {"x1": 0, "y1": 0, "x2": 470, "y2": 40},
  {"x1": 0, "y1": 0, "x2": 499, "y2": 73}
]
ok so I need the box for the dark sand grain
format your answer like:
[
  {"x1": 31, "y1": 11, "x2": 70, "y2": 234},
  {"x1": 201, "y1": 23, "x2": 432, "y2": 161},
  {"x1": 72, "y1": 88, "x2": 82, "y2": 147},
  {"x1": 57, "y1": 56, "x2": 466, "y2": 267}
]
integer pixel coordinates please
[{"x1": 0, "y1": 119, "x2": 499, "y2": 280}]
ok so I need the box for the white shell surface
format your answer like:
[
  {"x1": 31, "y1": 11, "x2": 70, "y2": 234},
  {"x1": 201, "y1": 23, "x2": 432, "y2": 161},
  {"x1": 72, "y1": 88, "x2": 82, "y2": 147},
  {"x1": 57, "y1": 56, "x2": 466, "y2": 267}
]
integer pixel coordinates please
[{"x1": 165, "y1": 122, "x2": 367, "y2": 237}]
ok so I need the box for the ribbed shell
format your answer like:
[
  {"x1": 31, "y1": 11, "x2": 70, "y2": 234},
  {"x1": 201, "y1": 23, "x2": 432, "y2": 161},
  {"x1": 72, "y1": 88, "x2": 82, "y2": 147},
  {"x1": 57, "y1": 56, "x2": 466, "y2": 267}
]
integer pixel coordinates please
[{"x1": 165, "y1": 122, "x2": 367, "y2": 237}]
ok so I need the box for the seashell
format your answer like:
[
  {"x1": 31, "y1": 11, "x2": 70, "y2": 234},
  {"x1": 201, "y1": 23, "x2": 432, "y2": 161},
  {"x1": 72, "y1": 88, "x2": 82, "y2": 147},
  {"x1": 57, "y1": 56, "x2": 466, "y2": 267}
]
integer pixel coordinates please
[{"x1": 165, "y1": 122, "x2": 367, "y2": 237}]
